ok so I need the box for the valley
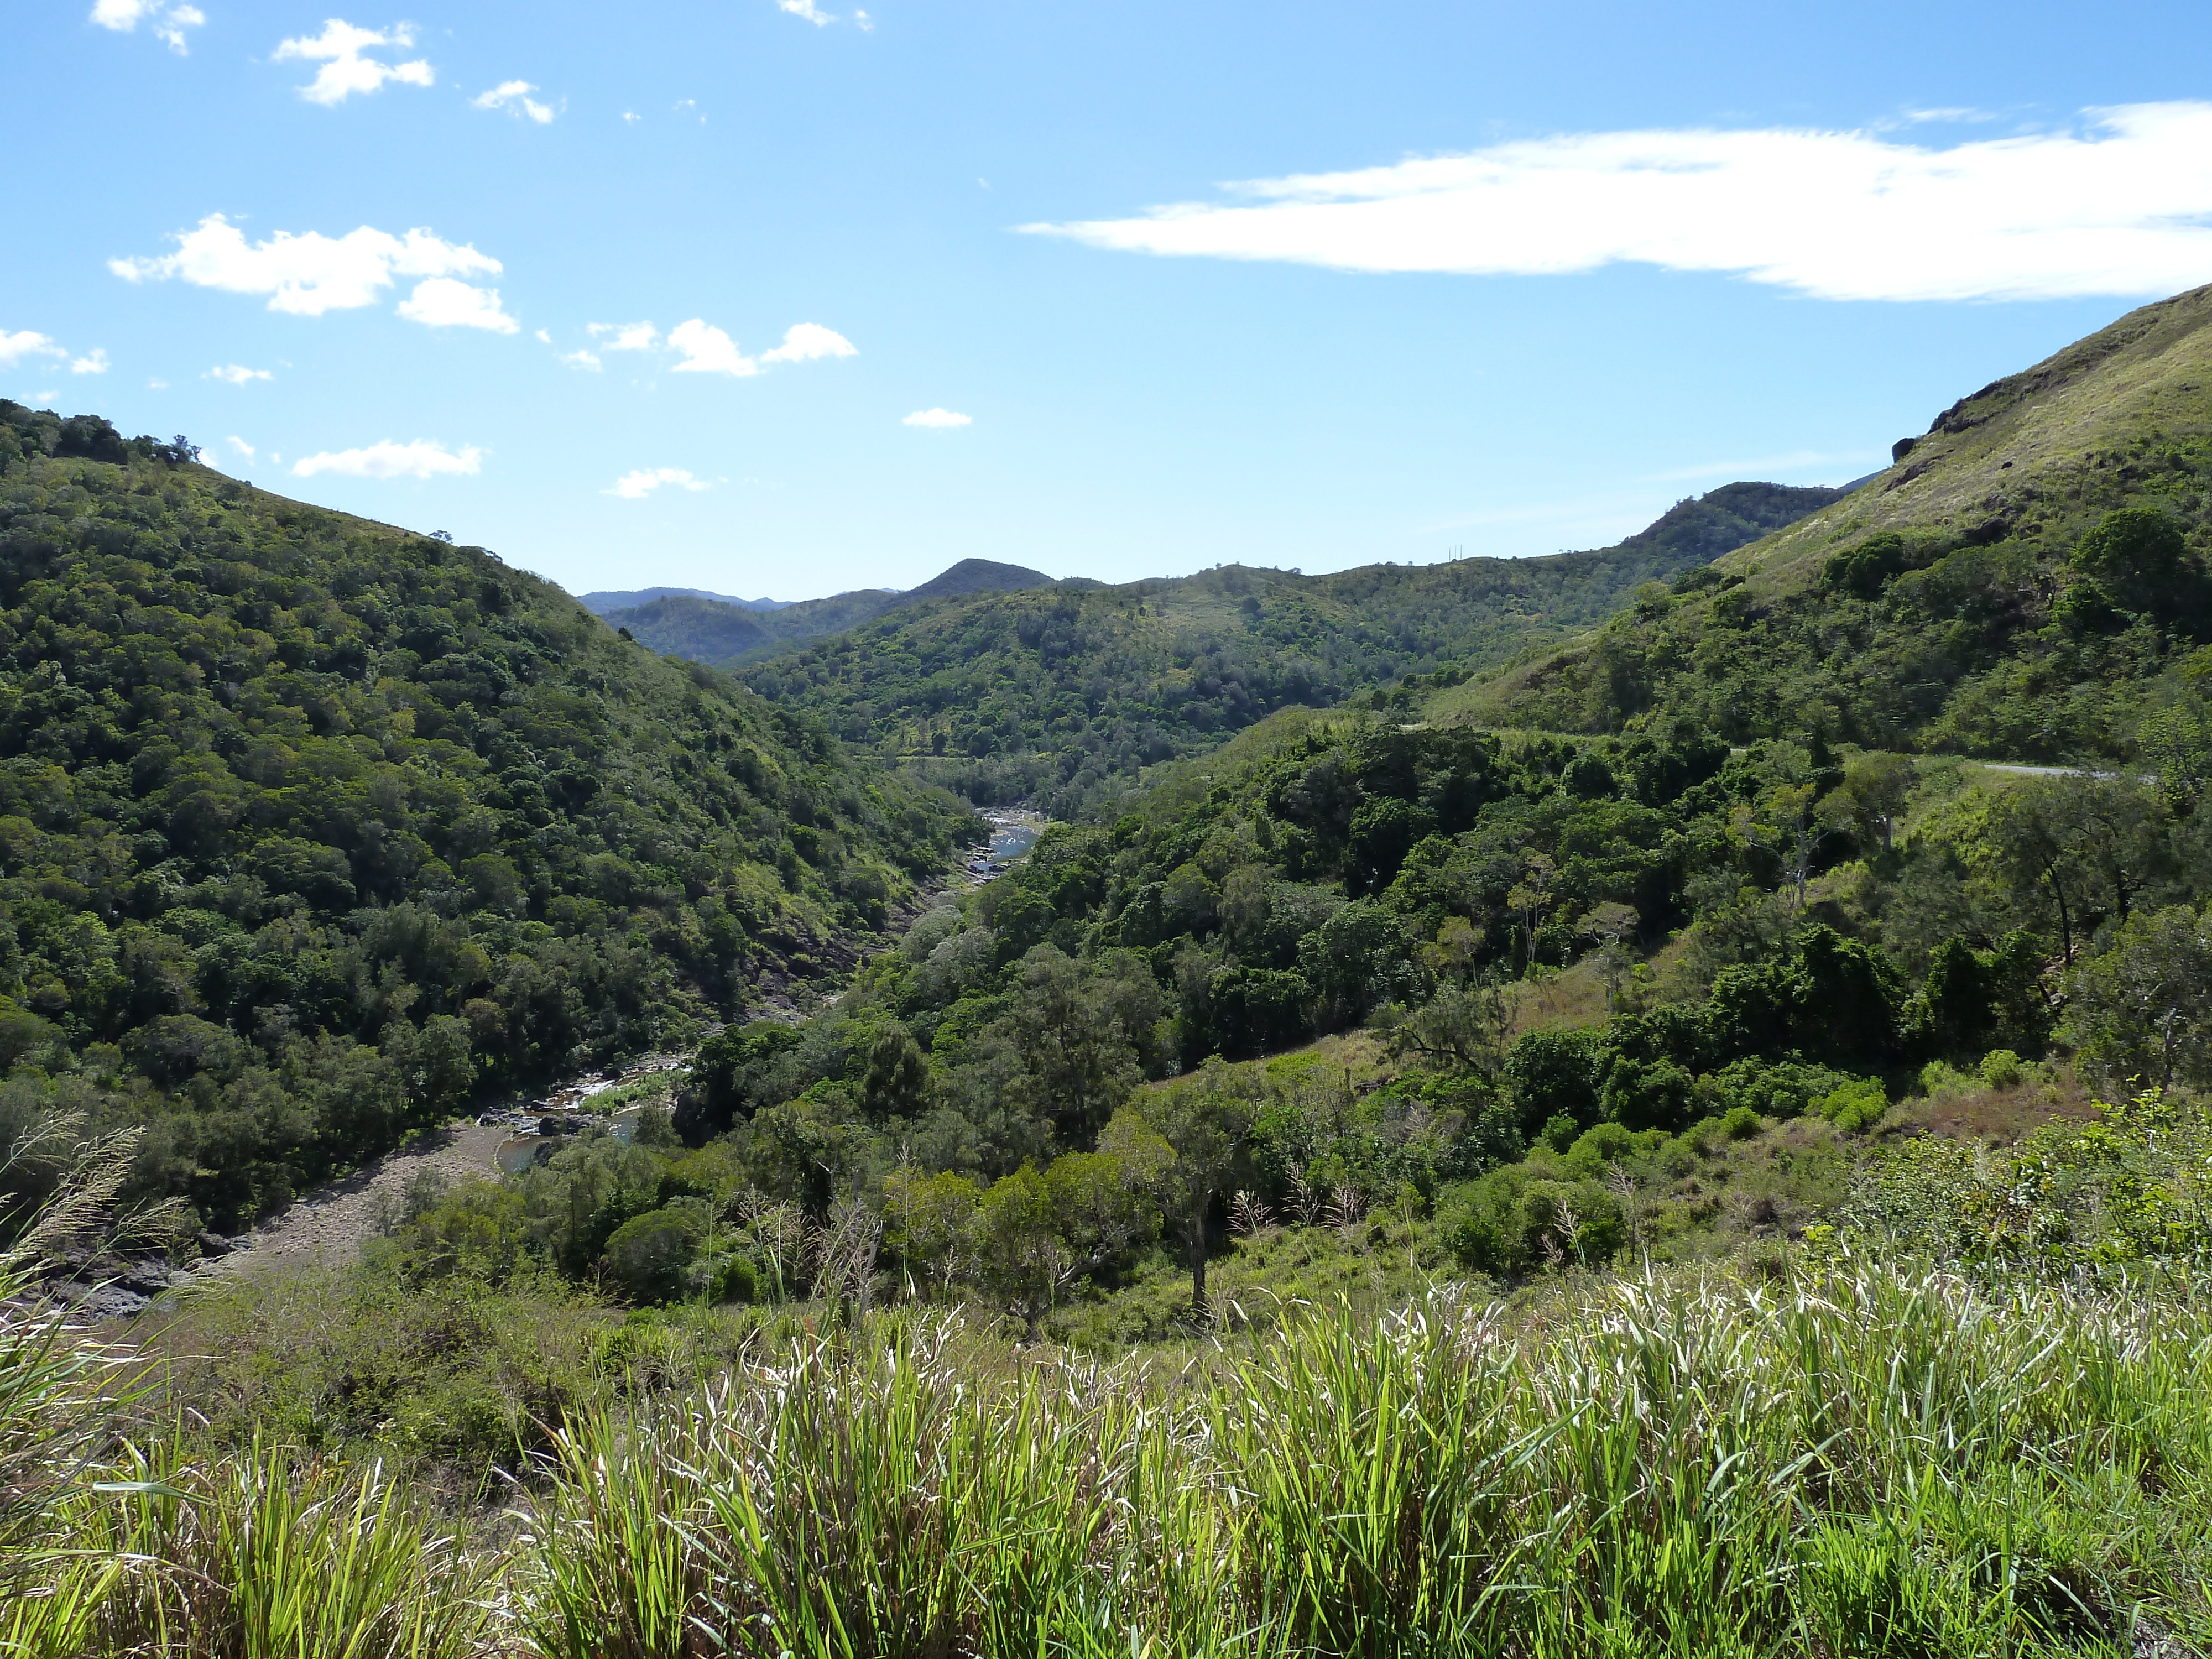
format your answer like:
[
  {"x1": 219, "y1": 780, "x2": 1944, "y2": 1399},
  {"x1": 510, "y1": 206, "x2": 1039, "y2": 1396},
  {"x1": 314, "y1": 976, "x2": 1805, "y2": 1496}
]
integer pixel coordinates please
[{"x1": 8, "y1": 290, "x2": 2212, "y2": 1656}]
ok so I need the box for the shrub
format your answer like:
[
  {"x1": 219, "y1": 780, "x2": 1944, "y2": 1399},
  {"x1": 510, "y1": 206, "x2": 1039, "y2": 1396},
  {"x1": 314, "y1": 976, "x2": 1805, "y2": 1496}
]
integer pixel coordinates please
[
  {"x1": 1721, "y1": 1104, "x2": 1763, "y2": 1140},
  {"x1": 1818, "y1": 1077, "x2": 1889, "y2": 1134},
  {"x1": 1978, "y1": 1048, "x2": 2025, "y2": 1089},
  {"x1": 1600, "y1": 1056, "x2": 1695, "y2": 1133},
  {"x1": 597, "y1": 1204, "x2": 710, "y2": 1304},
  {"x1": 1437, "y1": 1165, "x2": 1624, "y2": 1275}
]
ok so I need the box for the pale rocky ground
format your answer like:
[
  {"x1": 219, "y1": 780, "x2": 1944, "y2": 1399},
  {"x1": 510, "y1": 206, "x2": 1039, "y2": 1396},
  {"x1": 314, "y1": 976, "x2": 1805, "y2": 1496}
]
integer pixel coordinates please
[{"x1": 194, "y1": 1119, "x2": 509, "y2": 1281}]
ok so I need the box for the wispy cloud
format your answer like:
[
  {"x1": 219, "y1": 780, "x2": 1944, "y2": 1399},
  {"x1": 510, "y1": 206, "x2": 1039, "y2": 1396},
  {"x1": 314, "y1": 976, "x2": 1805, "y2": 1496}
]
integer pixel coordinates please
[
  {"x1": 206, "y1": 363, "x2": 274, "y2": 385},
  {"x1": 90, "y1": 0, "x2": 204, "y2": 53},
  {"x1": 778, "y1": 0, "x2": 836, "y2": 24},
  {"x1": 606, "y1": 467, "x2": 712, "y2": 499},
  {"x1": 902, "y1": 408, "x2": 972, "y2": 429},
  {"x1": 473, "y1": 79, "x2": 555, "y2": 123},
  {"x1": 273, "y1": 19, "x2": 434, "y2": 106},
  {"x1": 397, "y1": 276, "x2": 520, "y2": 333},
  {"x1": 70, "y1": 349, "x2": 110, "y2": 375},
  {"x1": 1029, "y1": 101, "x2": 2212, "y2": 303},
  {"x1": 589, "y1": 321, "x2": 661, "y2": 353},
  {"x1": 113, "y1": 214, "x2": 500, "y2": 316},
  {"x1": 293, "y1": 439, "x2": 482, "y2": 480},
  {"x1": 1, "y1": 331, "x2": 66, "y2": 369},
  {"x1": 557, "y1": 349, "x2": 602, "y2": 371},
  {"x1": 226, "y1": 435, "x2": 255, "y2": 462}
]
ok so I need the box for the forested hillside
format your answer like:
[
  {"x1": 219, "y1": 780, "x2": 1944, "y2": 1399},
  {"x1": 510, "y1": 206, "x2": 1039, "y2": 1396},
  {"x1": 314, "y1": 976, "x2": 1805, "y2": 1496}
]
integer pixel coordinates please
[
  {"x1": 1458, "y1": 284, "x2": 2212, "y2": 763},
  {"x1": 737, "y1": 482, "x2": 1843, "y2": 814},
  {"x1": 0, "y1": 400, "x2": 974, "y2": 1227}
]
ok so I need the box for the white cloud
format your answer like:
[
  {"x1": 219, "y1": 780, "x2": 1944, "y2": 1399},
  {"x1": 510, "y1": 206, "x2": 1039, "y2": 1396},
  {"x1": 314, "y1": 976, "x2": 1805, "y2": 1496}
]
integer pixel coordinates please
[
  {"x1": 667, "y1": 319, "x2": 758, "y2": 377},
  {"x1": 557, "y1": 349, "x2": 602, "y2": 371},
  {"x1": 778, "y1": 0, "x2": 836, "y2": 24},
  {"x1": 1026, "y1": 101, "x2": 2212, "y2": 304},
  {"x1": 534, "y1": 328, "x2": 552, "y2": 343},
  {"x1": 0, "y1": 331, "x2": 65, "y2": 368},
  {"x1": 760, "y1": 322, "x2": 858, "y2": 364},
  {"x1": 147, "y1": 377, "x2": 168, "y2": 389},
  {"x1": 474, "y1": 79, "x2": 555, "y2": 123},
  {"x1": 113, "y1": 214, "x2": 500, "y2": 316},
  {"x1": 397, "y1": 277, "x2": 520, "y2": 333},
  {"x1": 91, "y1": 0, "x2": 203, "y2": 52},
  {"x1": 903, "y1": 408, "x2": 972, "y2": 428},
  {"x1": 654, "y1": 319, "x2": 855, "y2": 377},
  {"x1": 853, "y1": 9, "x2": 873, "y2": 29},
  {"x1": 154, "y1": 4, "x2": 202, "y2": 51},
  {"x1": 622, "y1": 110, "x2": 640, "y2": 124},
  {"x1": 273, "y1": 19, "x2": 434, "y2": 106},
  {"x1": 226, "y1": 435, "x2": 255, "y2": 462},
  {"x1": 70, "y1": 349, "x2": 110, "y2": 375},
  {"x1": 606, "y1": 467, "x2": 711, "y2": 499},
  {"x1": 588, "y1": 321, "x2": 661, "y2": 352},
  {"x1": 206, "y1": 363, "x2": 274, "y2": 385},
  {"x1": 293, "y1": 440, "x2": 482, "y2": 480}
]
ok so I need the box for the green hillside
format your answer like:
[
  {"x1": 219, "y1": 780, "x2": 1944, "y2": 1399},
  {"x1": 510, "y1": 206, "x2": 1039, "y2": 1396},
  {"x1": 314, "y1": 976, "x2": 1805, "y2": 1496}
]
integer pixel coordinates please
[
  {"x1": 0, "y1": 400, "x2": 974, "y2": 1227},
  {"x1": 603, "y1": 557, "x2": 1055, "y2": 667},
  {"x1": 736, "y1": 481, "x2": 1843, "y2": 814},
  {"x1": 1452, "y1": 285, "x2": 2212, "y2": 760}
]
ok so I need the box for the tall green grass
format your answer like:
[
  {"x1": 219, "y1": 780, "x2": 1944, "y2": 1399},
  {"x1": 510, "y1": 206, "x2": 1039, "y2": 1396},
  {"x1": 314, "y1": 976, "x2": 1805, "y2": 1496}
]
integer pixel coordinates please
[
  {"x1": 518, "y1": 1264, "x2": 2211, "y2": 1657},
  {"x1": 11, "y1": 1260, "x2": 2210, "y2": 1656}
]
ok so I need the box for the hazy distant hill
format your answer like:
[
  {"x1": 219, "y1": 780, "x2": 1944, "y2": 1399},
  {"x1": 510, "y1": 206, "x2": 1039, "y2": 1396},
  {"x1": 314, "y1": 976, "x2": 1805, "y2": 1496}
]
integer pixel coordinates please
[
  {"x1": 1454, "y1": 284, "x2": 2212, "y2": 762},
  {"x1": 736, "y1": 482, "x2": 1842, "y2": 813},
  {"x1": 577, "y1": 585, "x2": 791, "y2": 614},
  {"x1": 604, "y1": 559, "x2": 1053, "y2": 666}
]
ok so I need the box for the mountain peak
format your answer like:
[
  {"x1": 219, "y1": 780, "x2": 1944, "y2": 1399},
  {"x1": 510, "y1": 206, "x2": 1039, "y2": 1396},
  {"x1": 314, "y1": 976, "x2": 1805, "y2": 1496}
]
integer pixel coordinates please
[{"x1": 904, "y1": 559, "x2": 1055, "y2": 601}]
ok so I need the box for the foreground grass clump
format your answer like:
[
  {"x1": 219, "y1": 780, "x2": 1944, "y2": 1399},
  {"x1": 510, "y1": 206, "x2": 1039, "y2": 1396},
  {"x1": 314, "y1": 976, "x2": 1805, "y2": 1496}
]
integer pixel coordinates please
[
  {"x1": 523, "y1": 1265, "x2": 2210, "y2": 1657},
  {"x1": 11, "y1": 1260, "x2": 2210, "y2": 1656}
]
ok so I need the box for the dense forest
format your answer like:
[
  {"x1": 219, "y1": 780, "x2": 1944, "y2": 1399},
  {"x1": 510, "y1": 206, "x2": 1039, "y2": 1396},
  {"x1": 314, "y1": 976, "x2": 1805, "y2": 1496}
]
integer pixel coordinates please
[
  {"x1": 0, "y1": 399, "x2": 973, "y2": 1227},
  {"x1": 1465, "y1": 284, "x2": 2212, "y2": 765},
  {"x1": 363, "y1": 695, "x2": 2210, "y2": 1342},
  {"x1": 733, "y1": 482, "x2": 1843, "y2": 815}
]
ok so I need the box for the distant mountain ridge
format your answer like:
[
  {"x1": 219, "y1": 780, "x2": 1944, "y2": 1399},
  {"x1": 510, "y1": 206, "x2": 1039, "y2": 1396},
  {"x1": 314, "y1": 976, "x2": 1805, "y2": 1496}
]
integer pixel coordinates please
[
  {"x1": 604, "y1": 558, "x2": 1053, "y2": 666},
  {"x1": 578, "y1": 586, "x2": 792, "y2": 614},
  {"x1": 732, "y1": 481, "x2": 1844, "y2": 815}
]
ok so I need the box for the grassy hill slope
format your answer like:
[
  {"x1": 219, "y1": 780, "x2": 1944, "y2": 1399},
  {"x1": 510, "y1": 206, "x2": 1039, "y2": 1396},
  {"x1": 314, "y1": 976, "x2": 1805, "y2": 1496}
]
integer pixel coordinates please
[
  {"x1": 0, "y1": 400, "x2": 974, "y2": 1225},
  {"x1": 735, "y1": 481, "x2": 1843, "y2": 813},
  {"x1": 1448, "y1": 285, "x2": 2212, "y2": 758}
]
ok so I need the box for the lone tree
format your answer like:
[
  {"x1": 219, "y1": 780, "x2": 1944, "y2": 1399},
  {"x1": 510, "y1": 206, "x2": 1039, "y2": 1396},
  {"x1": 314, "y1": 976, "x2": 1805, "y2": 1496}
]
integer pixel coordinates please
[{"x1": 1121, "y1": 1059, "x2": 1257, "y2": 1315}]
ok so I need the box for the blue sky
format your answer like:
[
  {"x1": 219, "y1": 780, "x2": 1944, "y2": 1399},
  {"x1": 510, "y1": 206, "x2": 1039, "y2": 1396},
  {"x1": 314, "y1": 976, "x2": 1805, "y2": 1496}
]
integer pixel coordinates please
[{"x1": 7, "y1": 2, "x2": 2212, "y2": 599}]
